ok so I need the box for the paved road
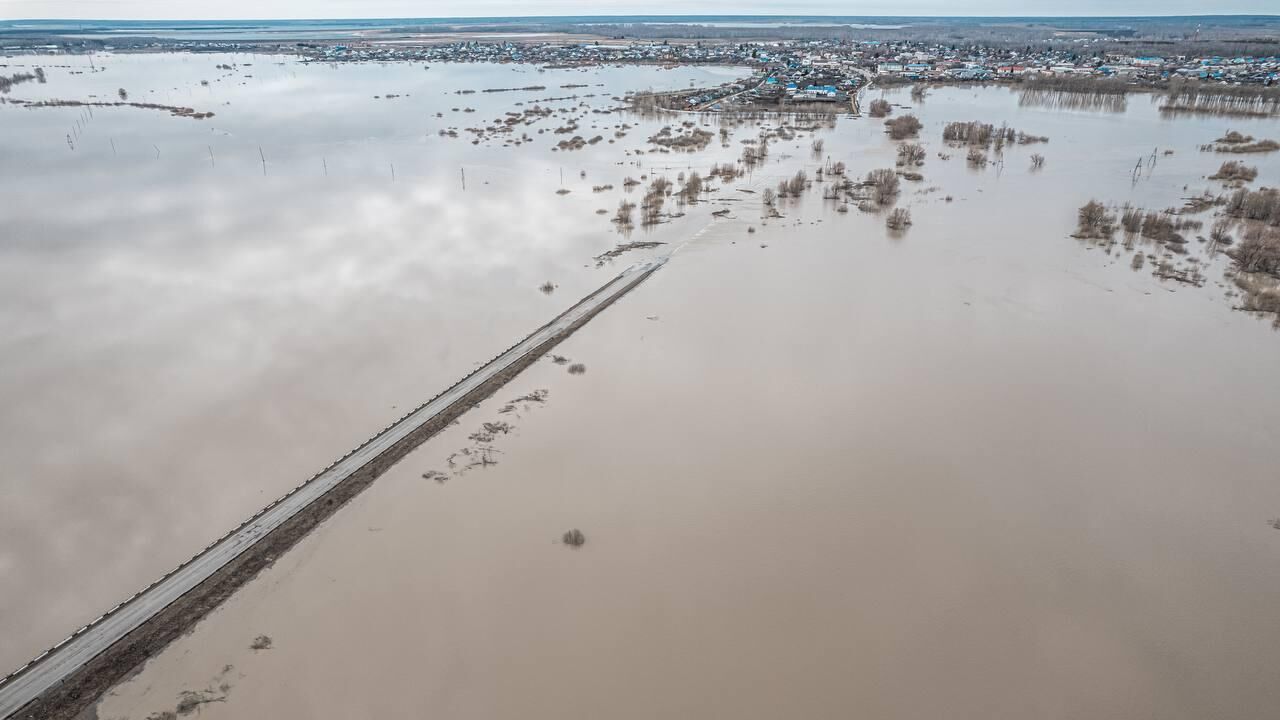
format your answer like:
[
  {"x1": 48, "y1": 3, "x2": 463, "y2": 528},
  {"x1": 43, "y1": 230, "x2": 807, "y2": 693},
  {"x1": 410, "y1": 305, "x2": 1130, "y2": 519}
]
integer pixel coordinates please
[{"x1": 0, "y1": 257, "x2": 666, "y2": 720}]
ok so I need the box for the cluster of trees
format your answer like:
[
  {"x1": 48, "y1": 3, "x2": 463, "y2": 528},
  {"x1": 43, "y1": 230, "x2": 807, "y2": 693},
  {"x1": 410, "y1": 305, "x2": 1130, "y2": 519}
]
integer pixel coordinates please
[
  {"x1": 884, "y1": 114, "x2": 923, "y2": 140},
  {"x1": 896, "y1": 143, "x2": 926, "y2": 167},
  {"x1": 1224, "y1": 187, "x2": 1280, "y2": 225},
  {"x1": 648, "y1": 123, "x2": 715, "y2": 151},
  {"x1": 1160, "y1": 77, "x2": 1280, "y2": 117},
  {"x1": 640, "y1": 177, "x2": 672, "y2": 226},
  {"x1": 740, "y1": 134, "x2": 769, "y2": 170},
  {"x1": 0, "y1": 69, "x2": 42, "y2": 94},
  {"x1": 943, "y1": 121, "x2": 1047, "y2": 150},
  {"x1": 1230, "y1": 226, "x2": 1280, "y2": 277},
  {"x1": 776, "y1": 170, "x2": 808, "y2": 199},
  {"x1": 868, "y1": 99, "x2": 892, "y2": 118},
  {"x1": 865, "y1": 169, "x2": 900, "y2": 206}
]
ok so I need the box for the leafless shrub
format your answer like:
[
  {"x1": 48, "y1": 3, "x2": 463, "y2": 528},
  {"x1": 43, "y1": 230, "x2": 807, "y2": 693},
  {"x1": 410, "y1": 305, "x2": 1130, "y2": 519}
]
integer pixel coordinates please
[
  {"x1": 117, "y1": 87, "x2": 128, "y2": 100},
  {"x1": 1208, "y1": 136, "x2": 1280, "y2": 154},
  {"x1": 562, "y1": 528, "x2": 586, "y2": 547},
  {"x1": 679, "y1": 171, "x2": 704, "y2": 204},
  {"x1": 1030, "y1": 153, "x2": 1045, "y2": 169},
  {"x1": 1140, "y1": 211, "x2": 1186, "y2": 244},
  {"x1": 1209, "y1": 161, "x2": 1258, "y2": 182},
  {"x1": 868, "y1": 98, "x2": 892, "y2": 118},
  {"x1": 966, "y1": 146, "x2": 988, "y2": 167},
  {"x1": 648, "y1": 125, "x2": 714, "y2": 151},
  {"x1": 539, "y1": 281, "x2": 556, "y2": 294},
  {"x1": 567, "y1": 363, "x2": 587, "y2": 375},
  {"x1": 1075, "y1": 200, "x2": 1115, "y2": 239},
  {"x1": 1130, "y1": 253, "x2": 1145, "y2": 270},
  {"x1": 250, "y1": 635, "x2": 273, "y2": 651},
  {"x1": 1217, "y1": 130, "x2": 1254, "y2": 145},
  {"x1": 811, "y1": 138, "x2": 825, "y2": 156},
  {"x1": 613, "y1": 199, "x2": 636, "y2": 226},
  {"x1": 1120, "y1": 206, "x2": 1143, "y2": 234},
  {"x1": 885, "y1": 208, "x2": 913, "y2": 230},
  {"x1": 910, "y1": 85, "x2": 928, "y2": 102},
  {"x1": 1210, "y1": 218, "x2": 1234, "y2": 246}
]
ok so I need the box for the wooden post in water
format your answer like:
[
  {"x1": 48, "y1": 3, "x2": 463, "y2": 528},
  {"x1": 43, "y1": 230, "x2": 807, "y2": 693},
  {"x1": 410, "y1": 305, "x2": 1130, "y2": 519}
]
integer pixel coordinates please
[
  {"x1": 259, "y1": 146, "x2": 266, "y2": 176},
  {"x1": 207, "y1": 145, "x2": 215, "y2": 168}
]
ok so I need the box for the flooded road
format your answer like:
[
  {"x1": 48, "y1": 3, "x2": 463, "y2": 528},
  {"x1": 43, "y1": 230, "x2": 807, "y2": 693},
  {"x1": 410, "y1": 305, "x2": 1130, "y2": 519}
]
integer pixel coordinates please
[
  {"x1": 0, "y1": 54, "x2": 748, "y2": 672},
  {"x1": 73, "y1": 79, "x2": 1280, "y2": 718}
]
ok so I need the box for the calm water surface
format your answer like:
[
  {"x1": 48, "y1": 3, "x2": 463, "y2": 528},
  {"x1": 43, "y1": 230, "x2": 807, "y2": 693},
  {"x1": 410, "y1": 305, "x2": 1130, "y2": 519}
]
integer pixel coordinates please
[
  {"x1": 4, "y1": 55, "x2": 1280, "y2": 718},
  {"x1": 0, "y1": 53, "x2": 747, "y2": 671}
]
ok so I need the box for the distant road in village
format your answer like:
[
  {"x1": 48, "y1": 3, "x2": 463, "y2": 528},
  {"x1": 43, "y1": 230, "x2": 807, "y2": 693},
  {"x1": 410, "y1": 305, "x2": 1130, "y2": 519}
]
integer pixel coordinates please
[{"x1": 0, "y1": 258, "x2": 667, "y2": 720}]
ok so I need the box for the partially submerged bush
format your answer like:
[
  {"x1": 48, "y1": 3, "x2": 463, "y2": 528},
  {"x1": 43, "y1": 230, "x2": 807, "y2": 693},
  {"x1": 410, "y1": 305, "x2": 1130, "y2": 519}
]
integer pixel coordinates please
[
  {"x1": 885, "y1": 208, "x2": 913, "y2": 230},
  {"x1": 562, "y1": 528, "x2": 586, "y2": 547},
  {"x1": 884, "y1": 114, "x2": 923, "y2": 140},
  {"x1": 1120, "y1": 206, "x2": 1143, "y2": 234},
  {"x1": 1209, "y1": 161, "x2": 1258, "y2": 182},
  {"x1": 1075, "y1": 200, "x2": 1115, "y2": 239},
  {"x1": 868, "y1": 98, "x2": 892, "y2": 118}
]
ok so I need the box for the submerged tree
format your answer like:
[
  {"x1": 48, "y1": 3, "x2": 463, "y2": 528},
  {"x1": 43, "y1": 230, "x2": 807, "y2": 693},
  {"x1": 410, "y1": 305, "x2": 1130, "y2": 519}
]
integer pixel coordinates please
[{"x1": 1075, "y1": 200, "x2": 1116, "y2": 239}]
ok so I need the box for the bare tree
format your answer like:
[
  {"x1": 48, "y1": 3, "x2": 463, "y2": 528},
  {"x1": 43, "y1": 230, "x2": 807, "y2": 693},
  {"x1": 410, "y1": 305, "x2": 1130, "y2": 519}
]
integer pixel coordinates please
[
  {"x1": 886, "y1": 208, "x2": 913, "y2": 230},
  {"x1": 866, "y1": 169, "x2": 899, "y2": 205}
]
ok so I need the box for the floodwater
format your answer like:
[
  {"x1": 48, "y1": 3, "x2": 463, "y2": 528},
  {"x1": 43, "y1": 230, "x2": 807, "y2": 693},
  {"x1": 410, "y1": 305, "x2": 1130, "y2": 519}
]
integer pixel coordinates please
[
  {"x1": 83, "y1": 79, "x2": 1280, "y2": 718},
  {"x1": 0, "y1": 53, "x2": 750, "y2": 673}
]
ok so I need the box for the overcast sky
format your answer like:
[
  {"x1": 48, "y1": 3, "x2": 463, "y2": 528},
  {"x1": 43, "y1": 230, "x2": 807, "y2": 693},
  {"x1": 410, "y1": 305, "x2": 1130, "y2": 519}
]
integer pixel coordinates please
[{"x1": 2, "y1": 0, "x2": 1275, "y2": 20}]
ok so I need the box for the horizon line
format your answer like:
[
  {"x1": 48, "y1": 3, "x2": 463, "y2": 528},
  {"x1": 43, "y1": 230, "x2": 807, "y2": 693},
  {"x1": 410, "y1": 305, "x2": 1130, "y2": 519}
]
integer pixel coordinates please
[{"x1": 4, "y1": 13, "x2": 1280, "y2": 23}]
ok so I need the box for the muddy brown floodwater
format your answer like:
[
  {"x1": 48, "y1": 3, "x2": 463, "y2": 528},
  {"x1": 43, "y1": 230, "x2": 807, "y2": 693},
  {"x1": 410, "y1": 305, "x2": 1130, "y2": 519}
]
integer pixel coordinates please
[
  {"x1": 0, "y1": 54, "x2": 749, "y2": 674},
  {"x1": 75, "y1": 80, "x2": 1280, "y2": 719}
]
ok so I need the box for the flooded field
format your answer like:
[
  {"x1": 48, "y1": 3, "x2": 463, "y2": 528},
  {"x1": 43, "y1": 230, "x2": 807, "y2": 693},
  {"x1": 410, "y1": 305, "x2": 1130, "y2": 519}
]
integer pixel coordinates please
[
  {"x1": 0, "y1": 53, "x2": 749, "y2": 672},
  {"x1": 5, "y1": 54, "x2": 1280, "y2": 718}
]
